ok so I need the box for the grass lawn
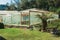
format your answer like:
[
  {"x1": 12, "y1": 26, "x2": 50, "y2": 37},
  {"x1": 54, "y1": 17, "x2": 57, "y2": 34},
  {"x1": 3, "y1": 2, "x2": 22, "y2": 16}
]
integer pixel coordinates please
[{"x1": 0, "y1": 28, "x2": 60, "y2": 40}]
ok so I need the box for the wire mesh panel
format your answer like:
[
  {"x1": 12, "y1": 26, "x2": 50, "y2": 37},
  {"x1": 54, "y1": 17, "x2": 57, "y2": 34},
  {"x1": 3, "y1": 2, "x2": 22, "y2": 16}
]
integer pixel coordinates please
[
  {"x1": 30, "y1": 11, "x2": 42, "y2": 25},
  {"x1": 11, "y1": 14, "x2": 21, "y2": 24},
  {"x1": 0, "y1": 14, "x2": 7, "y2": 23},
  {"x1": 0, "y1": 11, "x2": 21, "y2": 26}
]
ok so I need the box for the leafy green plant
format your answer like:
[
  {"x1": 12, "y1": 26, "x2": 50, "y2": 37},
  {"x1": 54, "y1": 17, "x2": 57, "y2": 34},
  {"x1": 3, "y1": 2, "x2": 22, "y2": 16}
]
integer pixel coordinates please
[{"x1": 36, "y1": 12, "x2": 53, "y2": 31}]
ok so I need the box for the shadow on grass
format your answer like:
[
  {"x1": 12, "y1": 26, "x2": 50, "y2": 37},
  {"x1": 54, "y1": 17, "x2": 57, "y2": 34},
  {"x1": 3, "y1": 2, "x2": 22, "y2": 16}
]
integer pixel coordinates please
[
  {"x1": 52, "y1": 29, "x2": 60, "y2": 37},
  {"x1": 0, "y1": 36, "x2": 6, "y2": 40}
]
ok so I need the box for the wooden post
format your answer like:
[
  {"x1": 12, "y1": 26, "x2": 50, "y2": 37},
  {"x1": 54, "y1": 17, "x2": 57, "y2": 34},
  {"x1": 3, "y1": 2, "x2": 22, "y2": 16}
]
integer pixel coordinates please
[
  {"x1": 21, "y1": 12, "x2": 22, "y2": 25},
  {"x1": 29, "y1": 11, "x2": 30, "y2": 27},
  {"x1": 0, "y1": 16, "x2": 3, "y2": 22}
]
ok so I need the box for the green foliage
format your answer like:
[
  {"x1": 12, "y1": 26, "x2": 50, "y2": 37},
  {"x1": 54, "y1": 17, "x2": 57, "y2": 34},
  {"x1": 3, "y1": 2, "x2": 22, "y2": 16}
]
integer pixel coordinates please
[
  {"x1": 48, "y1": 19, "x2": 60, "y2": 29},
  {"x1": 56, "y1": 8, "x2": 60, "y2": 18},
  {"x1": 36, "y1": 12, "x2": 53, "y2": 20},
  {"x1": 57, "y1": 8, "x2": 60, "y2": 14},
  {"x1": 49, "y1": 7, "x2": 57, "y2": 12},
  {"x1": 6, "y1": 0, "x2": 60, "y2": 11},
  {"x1": 36, "y1": 12, "x2": 54, "y2": 31}
]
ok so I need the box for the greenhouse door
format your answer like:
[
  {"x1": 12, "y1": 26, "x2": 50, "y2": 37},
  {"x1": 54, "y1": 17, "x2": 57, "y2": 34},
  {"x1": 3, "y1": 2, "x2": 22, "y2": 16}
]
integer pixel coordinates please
[{"x1": 21, "y1": 13, "x2": 30, "y2": 25}]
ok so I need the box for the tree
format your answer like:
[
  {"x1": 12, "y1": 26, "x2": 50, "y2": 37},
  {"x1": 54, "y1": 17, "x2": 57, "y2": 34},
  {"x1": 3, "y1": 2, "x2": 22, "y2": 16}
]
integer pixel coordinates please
[
  {"x1": 13, "y1": 0, "x2": 29, "y2": 10},
  {"x1": 6, "y1": 0, "x2": 16, "y2": 10},
  {"x1": 5, "y1": 0, "x2": 60, "y2": 11},
  {"x1": 8, "y1": 4, "x2": 16, "y2": 10},
  {"x1": 36, "y1": 12, "x2": 53, "y2": 32}
]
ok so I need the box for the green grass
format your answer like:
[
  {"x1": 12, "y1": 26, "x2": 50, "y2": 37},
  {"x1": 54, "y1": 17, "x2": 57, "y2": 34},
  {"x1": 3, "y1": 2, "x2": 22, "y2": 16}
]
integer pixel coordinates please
[{"x1": 0, "y1": 28, "x2": 60, "y2": 40}]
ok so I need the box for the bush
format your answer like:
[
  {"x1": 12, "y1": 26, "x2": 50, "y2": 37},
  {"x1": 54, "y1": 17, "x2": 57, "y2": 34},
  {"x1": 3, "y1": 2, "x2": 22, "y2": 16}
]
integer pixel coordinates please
[{"x1": 0, "y1": 22, "x2": 4, "y2": 29}]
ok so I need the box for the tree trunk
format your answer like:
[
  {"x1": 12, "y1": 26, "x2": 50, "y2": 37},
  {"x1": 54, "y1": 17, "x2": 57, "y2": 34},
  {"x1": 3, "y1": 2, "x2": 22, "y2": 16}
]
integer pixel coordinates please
[
  {"x1": 58, "y1": 13, "x2": 60, "y2": 18},
  {"x1": 42, "y1": 19, "x2": 47, "y2": 32}
]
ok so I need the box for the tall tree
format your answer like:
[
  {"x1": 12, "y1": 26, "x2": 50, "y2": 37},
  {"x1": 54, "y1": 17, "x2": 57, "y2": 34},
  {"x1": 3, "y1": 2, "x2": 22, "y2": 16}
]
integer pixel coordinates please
[
  {"x1": 13, "y1": 0, "x2": 29, "y2": 10},
  {"x1": 6, "y1": 0, "x2": 60, "y2": 11},
  {"x1": 13, "y1": 0, "x2": 22, "y2": 11},
  {"x1": 6, "y1": 0, "x2": 16, "y2": 10}
]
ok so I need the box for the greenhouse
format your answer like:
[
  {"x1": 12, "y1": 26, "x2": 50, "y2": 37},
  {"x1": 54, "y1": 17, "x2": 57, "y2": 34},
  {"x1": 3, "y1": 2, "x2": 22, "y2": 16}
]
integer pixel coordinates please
[{"x1": 0, "y1": 8, "x2": 58, "y2": 27}]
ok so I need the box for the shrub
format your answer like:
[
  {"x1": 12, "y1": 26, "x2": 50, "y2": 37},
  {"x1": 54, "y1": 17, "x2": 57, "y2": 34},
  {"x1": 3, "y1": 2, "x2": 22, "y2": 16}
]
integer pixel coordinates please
[{"x1": 0, "y1": 22, "x2": 4, "y2": 29}]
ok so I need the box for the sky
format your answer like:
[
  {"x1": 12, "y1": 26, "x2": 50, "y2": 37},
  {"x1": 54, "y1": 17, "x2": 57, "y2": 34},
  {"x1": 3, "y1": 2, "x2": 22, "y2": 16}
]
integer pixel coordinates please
[{"x1": 0, "y1": 0, "x2": 11, "y2": 5}]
